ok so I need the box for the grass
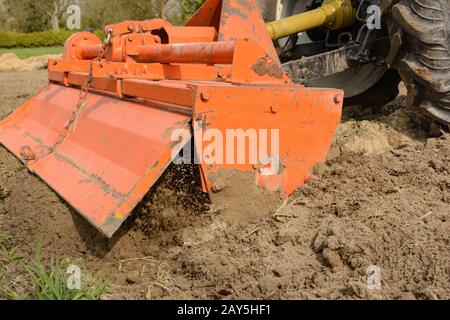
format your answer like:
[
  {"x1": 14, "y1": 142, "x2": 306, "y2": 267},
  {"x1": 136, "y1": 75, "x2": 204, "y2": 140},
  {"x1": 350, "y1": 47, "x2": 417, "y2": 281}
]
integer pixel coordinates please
[
  {"x1": 11, "y1": 163, "x2": 24, "y2": 174},
  {"x1": 26, "y1": 258, "x2": 107, "y2": 300},
  {"x1": 0, "y1": 234, "x2": 22, "y2": 263},
  {"x1": 0, "y1": 235, "x2": 107, "y2": 300},
  {"x1": 0, "y1": 47, "x2": 63, "y2": 59},
  {"x1": 1, "y1": 163, "x2": 25, "y2": 179}
]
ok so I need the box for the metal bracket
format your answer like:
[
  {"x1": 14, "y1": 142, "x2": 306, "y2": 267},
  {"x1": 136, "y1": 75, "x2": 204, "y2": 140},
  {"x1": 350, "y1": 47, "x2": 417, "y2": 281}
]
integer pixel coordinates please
[
  {"x1": 282, "y1": 44, "x2": 358, "y2": 83},
  {"x1": 347, "y1": 24, "x2": 386, "y2": 66}
]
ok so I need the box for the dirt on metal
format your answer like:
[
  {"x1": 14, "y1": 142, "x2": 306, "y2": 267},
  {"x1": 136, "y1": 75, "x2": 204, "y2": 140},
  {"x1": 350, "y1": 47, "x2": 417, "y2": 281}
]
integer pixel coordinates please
[{"x1": 0, "y1": 71, "x2": 449, "y2": 300}]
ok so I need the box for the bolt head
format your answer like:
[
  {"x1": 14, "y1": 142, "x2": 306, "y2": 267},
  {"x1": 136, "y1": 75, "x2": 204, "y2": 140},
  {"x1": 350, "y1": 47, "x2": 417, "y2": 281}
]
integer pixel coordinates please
[
  {"x1": 200, "y1": 91, "x2": 211, "y2": 101},
  {"x1": 334, "y1": 95, "x2": 342, "y2": 104},
  {"x1": 217, "y1": 69, "x2": 226, "y2": 78}
]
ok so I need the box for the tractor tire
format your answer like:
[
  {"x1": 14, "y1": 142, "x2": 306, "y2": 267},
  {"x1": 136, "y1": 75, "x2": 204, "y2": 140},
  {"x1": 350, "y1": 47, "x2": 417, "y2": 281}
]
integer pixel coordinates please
[
  {"x1": 344, "y1": 69, "x2": 401, "y2": 113},
  {"x1": 390, "y1": 0, "x2": 450, "y2": 127}
]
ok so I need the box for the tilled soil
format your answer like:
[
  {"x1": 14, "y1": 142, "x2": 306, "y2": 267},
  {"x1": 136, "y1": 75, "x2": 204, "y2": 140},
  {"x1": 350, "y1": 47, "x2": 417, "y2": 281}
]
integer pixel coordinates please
[{"x1": 0, "y1": 71, "x2": 448, "y2": 300}]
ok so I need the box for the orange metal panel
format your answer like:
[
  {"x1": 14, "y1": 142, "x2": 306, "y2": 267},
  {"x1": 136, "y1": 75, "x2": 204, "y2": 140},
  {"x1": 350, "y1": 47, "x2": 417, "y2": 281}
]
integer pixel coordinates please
[
  {"x1": 186, "y1": 0, "x2": 222, "y2": 28},
  {"x1": 64, "y1": 32, "x2": 103, "y2": 60},
  {"x1": 122, "y1": 79, "x2": 194, "y2": 107},
  {"x1": 49, "y1": 59, "x2": 91, "y2": 73},
  {"x1": 219, "y1": 0, "x2": 281, "y2": 64},
  {"x1": 192, "y1": 84, "x2": 343, "y2": 195},
  {"x1": 0, "y1": 84, "x2": 191, "y2": 237},
  {"x1": 49, "y1": 61, "x2": 229, "y2": 82},
  {"x1": 230, "y1": 40, "x2": 289, "y2": 84},
  {"x1": 104, "y1": 19, "x2": 172, "y2": 37}
]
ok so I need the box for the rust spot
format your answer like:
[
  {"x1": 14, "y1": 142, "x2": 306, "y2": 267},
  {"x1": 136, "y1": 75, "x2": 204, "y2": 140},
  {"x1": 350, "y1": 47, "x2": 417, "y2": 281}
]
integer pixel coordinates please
[
  {"x1": 54, "y1": 153, "x2": 125, "y2": 199},
  {"x1": 251, "y1": 57, "x2": 283, "y2": 79},
  {"x1": 19, "y1": 145, "x2": 36, "y2": 161}
]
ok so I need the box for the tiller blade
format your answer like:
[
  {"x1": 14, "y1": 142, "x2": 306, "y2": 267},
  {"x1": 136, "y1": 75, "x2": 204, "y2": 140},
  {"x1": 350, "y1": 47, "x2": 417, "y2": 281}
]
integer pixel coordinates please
[{"x1": 0, "y1": 0, "x2": 342, "y2": 237}]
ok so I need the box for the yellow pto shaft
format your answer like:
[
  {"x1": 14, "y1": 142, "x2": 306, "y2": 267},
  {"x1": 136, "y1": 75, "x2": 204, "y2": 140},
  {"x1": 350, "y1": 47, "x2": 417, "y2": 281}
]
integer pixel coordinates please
[{"x1": 266, "y1": 0, "x2": 356, "y2": 40}]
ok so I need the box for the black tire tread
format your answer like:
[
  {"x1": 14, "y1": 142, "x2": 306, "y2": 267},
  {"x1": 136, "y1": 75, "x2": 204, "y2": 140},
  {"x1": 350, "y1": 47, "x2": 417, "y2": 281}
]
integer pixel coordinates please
[{"x1": 391, "y1": 0, "x2": 450, "y2": 126}]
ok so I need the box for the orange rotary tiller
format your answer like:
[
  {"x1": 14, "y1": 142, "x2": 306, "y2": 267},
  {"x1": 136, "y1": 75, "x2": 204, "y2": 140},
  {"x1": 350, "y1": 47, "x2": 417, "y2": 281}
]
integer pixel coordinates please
[{"x1": 0, "y1": 0, "x2": 342, "y2": 237}]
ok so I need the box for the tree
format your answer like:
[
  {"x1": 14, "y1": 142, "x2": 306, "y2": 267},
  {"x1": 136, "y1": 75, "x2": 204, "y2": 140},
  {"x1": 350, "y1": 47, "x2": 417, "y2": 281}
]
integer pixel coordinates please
[
  {"x1": 3, "y1": 0, "x2": 48, "y2": 32},
  {"x1": 81, "y1": 0, "x2": 159, "y2": 30},
  {"x1": 3, "y1": 0, "x2": 72, "y2": 31},
  {"x1": 0, "y1": 9, "x2": 6, "y2": 30},
  {"x1": 0, "y1": 0, "x2": 6, "y2": 29},
  {"x1": 29, "y1": 0, "x2": 72, "y2": 30},
  {"x1": 81, "y1": 0, "x2": 186, "y2": 29},
  {"x1": 181, "y1": 0, "x2": 206, "y2": 21},
  {"x1": 1, "y1": 0, "x2": 206, "y2": 32}
]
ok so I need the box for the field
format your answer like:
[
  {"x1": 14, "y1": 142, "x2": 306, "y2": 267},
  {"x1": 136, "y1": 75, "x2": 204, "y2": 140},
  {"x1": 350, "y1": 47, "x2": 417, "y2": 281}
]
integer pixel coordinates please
[
  {"x1": 0, "y1": 71, "x2": 449, "y2": 300},
  {"x1": 0, "y1": 47, "x2": 63, "y2": 60}
]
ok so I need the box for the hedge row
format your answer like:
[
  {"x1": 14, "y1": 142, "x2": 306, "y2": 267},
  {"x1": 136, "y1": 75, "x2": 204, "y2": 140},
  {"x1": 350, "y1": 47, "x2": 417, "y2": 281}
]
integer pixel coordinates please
[{"x1": 0, "y1": 30, "x2": 105, "y2": 48}]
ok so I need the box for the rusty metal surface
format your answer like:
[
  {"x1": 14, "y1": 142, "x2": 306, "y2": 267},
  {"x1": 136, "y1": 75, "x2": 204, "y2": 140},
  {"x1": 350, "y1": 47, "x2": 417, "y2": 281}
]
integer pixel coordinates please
[
  {"x1": 136, "y1": 41, "x2": 235, "y2": 64},
  {"x1": 0, "y1": 84, "x2": 191, "y2": 237},
  {"x1": 282, "y1": 45, "x2": 357, "y2": 83}
]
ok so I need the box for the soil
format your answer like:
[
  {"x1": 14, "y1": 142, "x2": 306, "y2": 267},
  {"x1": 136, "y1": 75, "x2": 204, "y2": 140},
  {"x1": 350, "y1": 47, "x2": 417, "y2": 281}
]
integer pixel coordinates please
[
  {"x1": 208, "y1": 169, "x2": 282, "y2": 224},
  {"x1": 0, "y1": 70, "x2": 449, "y2": 300}
]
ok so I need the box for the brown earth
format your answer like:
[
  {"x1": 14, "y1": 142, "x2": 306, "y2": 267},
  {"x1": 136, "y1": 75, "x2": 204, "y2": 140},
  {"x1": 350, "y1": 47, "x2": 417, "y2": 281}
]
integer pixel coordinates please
[{"x1": 0, "y1": 70, "x2": 449, "y2": 300}]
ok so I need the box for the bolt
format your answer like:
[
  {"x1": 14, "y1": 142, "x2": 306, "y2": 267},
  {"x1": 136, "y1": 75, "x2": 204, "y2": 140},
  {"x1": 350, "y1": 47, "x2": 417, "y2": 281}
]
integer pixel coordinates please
[
  {"x1": 334, "y1": 95, "x2": 342, "y2": 104},
  {"x1": 200, "y1": 91, "x2": 211, "y2": 102},
  {"x1": 270, "y1": 105, "x2": 279, "y2": 113},
  {"x1": 217, "y1": 69, "x2": 226, "y2": 78},
  {"x1": 127, "y1": 24, "x2": 135, "y2": 32}
]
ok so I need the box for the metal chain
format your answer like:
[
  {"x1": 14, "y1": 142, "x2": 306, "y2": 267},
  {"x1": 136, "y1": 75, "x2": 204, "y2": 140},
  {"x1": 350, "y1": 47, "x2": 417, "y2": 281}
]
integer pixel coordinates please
[{"x1": 21, "y1": 30, "x2": 113, "y2": 162}]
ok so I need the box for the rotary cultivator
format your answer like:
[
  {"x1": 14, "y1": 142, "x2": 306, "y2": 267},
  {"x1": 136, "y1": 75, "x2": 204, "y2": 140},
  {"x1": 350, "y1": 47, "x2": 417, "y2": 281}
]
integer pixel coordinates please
[{"x1": 0, "y1": 0, "x2": 343, "y2": 237}]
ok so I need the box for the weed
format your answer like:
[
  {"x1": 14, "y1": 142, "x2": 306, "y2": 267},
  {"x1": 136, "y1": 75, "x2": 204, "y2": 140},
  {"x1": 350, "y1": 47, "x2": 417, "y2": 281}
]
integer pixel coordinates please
[
  {"x1": 0, "y1": 234, "x2": 22, "y2": 263},
  {"x1": 0, "y1": 236, "x2": 107, "y2": 300}
]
